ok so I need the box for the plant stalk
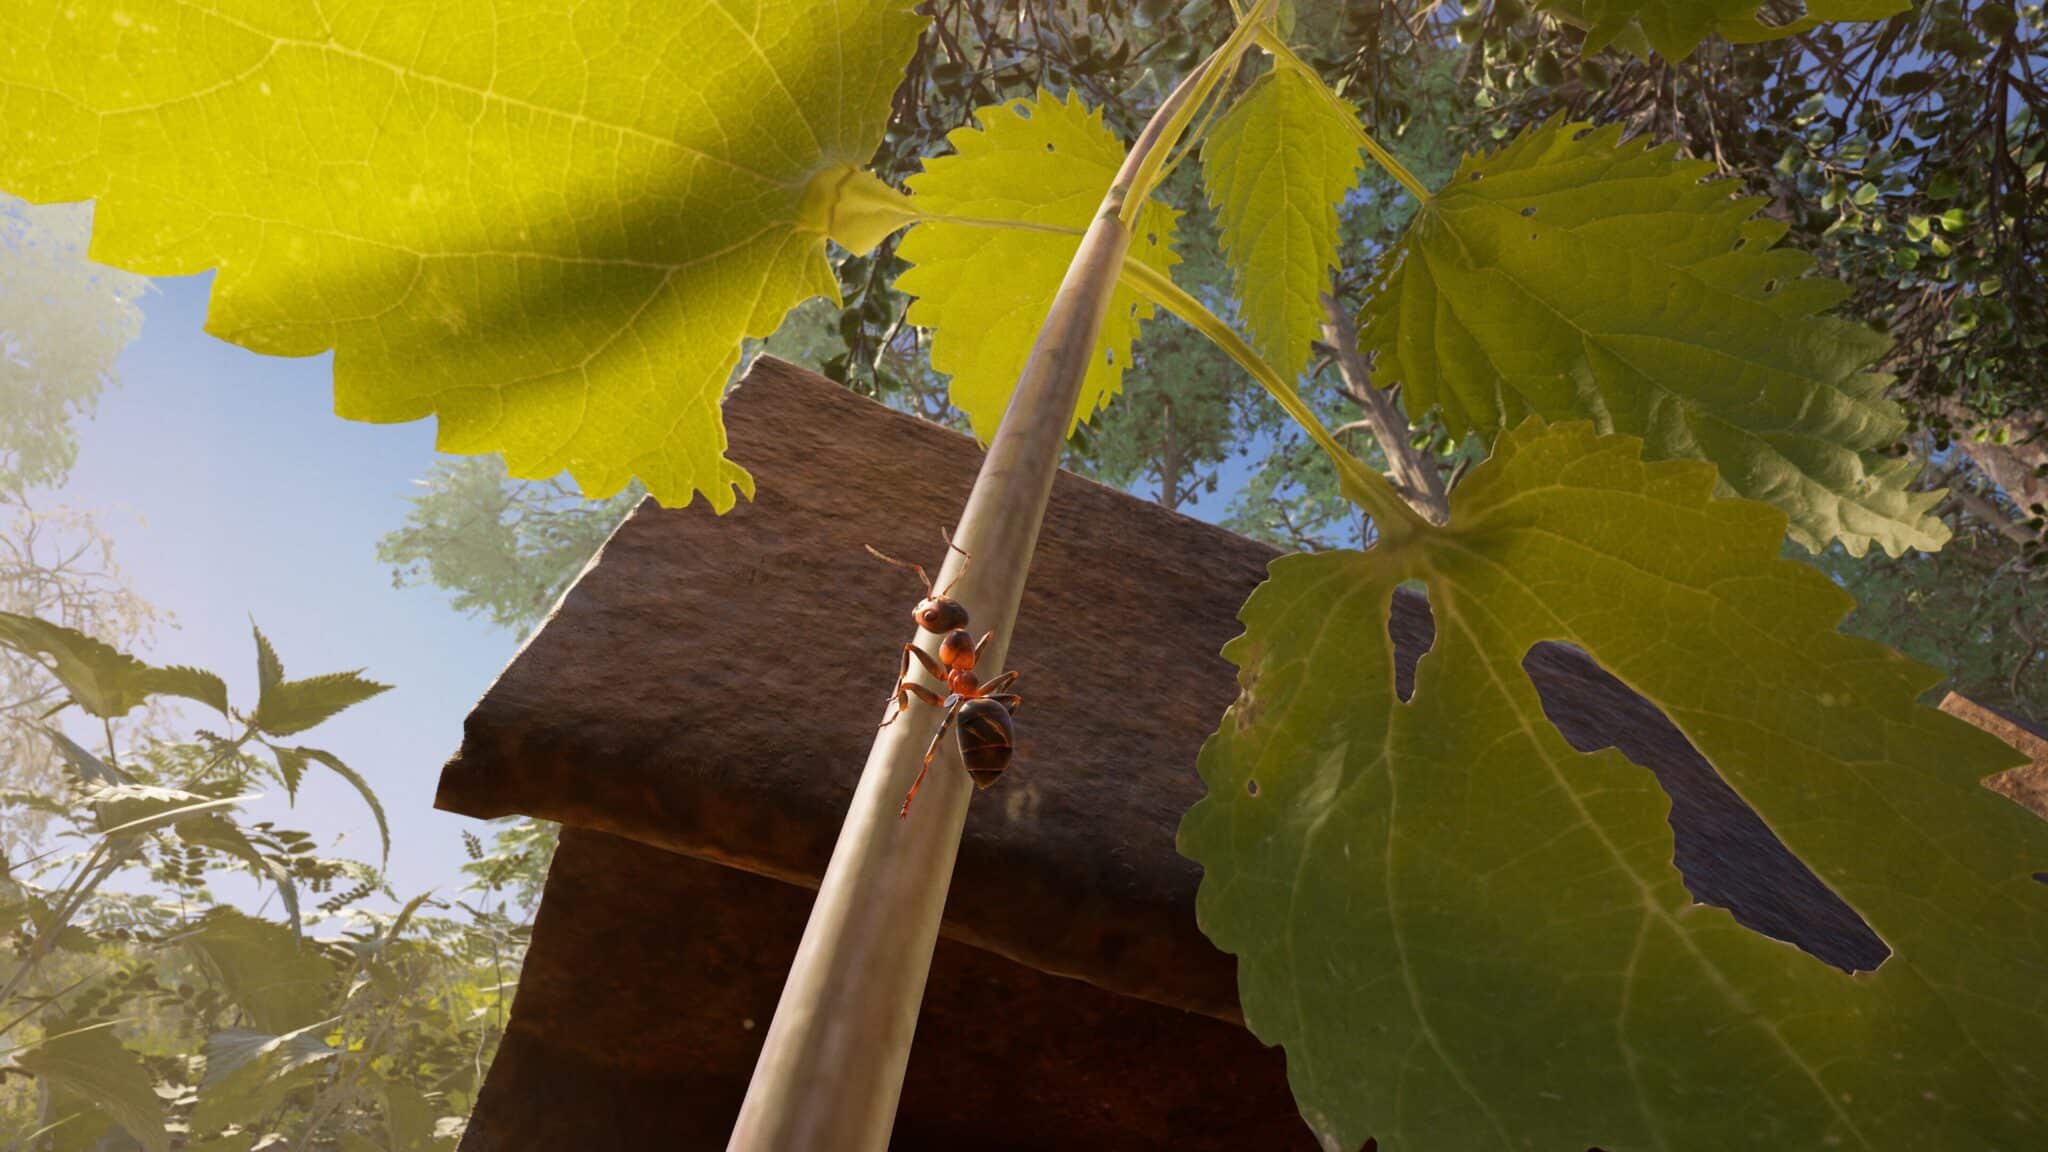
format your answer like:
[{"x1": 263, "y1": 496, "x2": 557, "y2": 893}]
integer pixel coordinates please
[
  {"x1": 725, "y1": 215, "x2": 1129, "y2": 1151},
  {"x1": 721, "y1": 20, "x2": 1283, "y2": 1145}
]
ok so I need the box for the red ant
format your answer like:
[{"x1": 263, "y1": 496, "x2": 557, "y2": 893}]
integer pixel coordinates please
[{"x1": 865, "y1": 537, "x2": 1021, "y2": 820}]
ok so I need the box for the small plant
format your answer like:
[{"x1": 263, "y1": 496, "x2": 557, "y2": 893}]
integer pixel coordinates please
[
  {"x1": 1, "y1": 1, "x2": 2041, "y2": 1148},
  {"x1": 0, "y1": 614, "x2": 531, "y2": 1151}
]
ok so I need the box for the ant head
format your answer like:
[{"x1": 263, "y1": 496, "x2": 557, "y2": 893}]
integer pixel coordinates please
[
  {"x1": 869, "y1": 536, "x2": 973, "y2": 634},
  {"x1": 916, "y1": 597, "x2": 971, "y2": 635}
]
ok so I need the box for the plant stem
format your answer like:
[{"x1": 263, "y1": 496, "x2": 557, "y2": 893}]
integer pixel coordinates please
[
  {"x1": 1319, "y1": 293, "x2": 1449, "y2": 523},
  {"x1": 724, "y1": 15, "x2": 1276, "y2": 1149},
  {"x1": 1117, "y1": 258, "x2": 1428, "y2": 542}
]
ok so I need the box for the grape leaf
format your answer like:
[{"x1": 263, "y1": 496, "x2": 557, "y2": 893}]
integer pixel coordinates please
[
  {"x1": 1179, "y1": 419, "x2": 2045, "y2": 1152},
  {"x1": 0, "y1": 0, "x2": 924, "y2": 509},
  {"x1": 1540, "y1": 0, "x2": 1907, "y2": 60},
  {"x1": 1202, "y1": 64, "x2": 1362, "y2": 383},
  {"x1": 1359, "y1": 120, "x2": 1947, "y2": 558},
  {"x1": 897, "y1": 90, "x2": 1179, "y2": 440},
  {"x1": 0, "y1": 610, "x2": 227, "y2": 716}
]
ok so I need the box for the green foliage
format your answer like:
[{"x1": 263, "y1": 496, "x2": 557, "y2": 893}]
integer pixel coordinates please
[
  {"x1": 0, "y1": 196, "x2": 151, "y2": 492},
  {"x1": 6, "y1": 4, "x2": 2040, "y2": 1150},
  {"x1": 1540, "y1": 0, "x2": 1907, "y2": 59},
  {"x1": 1360, "y1": 119, "x2": 1949, "y2": 557},
  {"x1": 0, "y1": 0, "x2": 925, "y2": 509},
  {"x1": 1180, "y1": 420, "x2": 2044, "y2": 1151},
  {"x1": 12, "y1": 1023, "x2": 168, "y2": 1152},
  {"x1": 0, "y1": 611, "x2": 225, "y2": 718},
  {"x1": 249, "y1": 626, "x2": 391, "y2": 738},
  {"x1": 378, "y1": 457, "x2": 640, "y2": 634},
  {"x1": 0, "y1": 610, "x2": 533, "y2": 1152},
  {"x1": 898, "y1": 90, "x2": 1180, "y2": 440},
  {"x1": 1202, "y1": 64, "x2": 1363, "y2": 381}
]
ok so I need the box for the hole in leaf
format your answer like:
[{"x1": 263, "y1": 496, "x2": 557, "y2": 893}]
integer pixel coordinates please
[
  {"x1": 1012, "y1": 102, "x2": 1033, "y2": 120},
  {"x1": 1732, "y1": 237, "x2": 1748, "y2": 251},
  {"x1": 1762, "y1": 278, "x2": 1780, "y2": 294},
  {"x1": 2035, "y1": 872, "x2": 2048, "y2": 885},
  {"x1": 1520, "y1": 641, "x2": 1890, "y2": 974},
  {"x1": 1520, "y1": 205, "x2": 1537, "y2": 218},
  {"x1": 1468, "y1": 170, "x2": 1484, "y2": 182},
  {"x1": 1045, "y1": 142, "x2": 1055, "y2": 152},
  {"x1": 1246, "y1": 778, "x2": 1260, "y2": 797},
  {"x1": 1388, "y1": 584, "x2": 1434, "y2": 703}
]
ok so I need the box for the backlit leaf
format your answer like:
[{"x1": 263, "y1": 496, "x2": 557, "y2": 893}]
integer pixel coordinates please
[
  {"x1": 0, "y1": 0, "x2": 924, "y2": 509},
  {"x1": 898, "y1": 90, "x2": 1179, "y2": 440},
  {"x1": 1202, "y1": 65, "x2": 1362, "y2": 382},
  {"x1": 1359, "y1": 120, "x2": 1947, "y2": 557},
  {"x1": 1180, "y1": 420, "x2": 2045, "y2": 1151},
  {"x1": 253, "y1": 672, "x2": 390, "y2": 738}
]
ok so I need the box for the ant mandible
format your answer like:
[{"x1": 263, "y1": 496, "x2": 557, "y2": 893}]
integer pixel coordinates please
[{"x1": 864, "y1": 535, "x2": 1022, "y2": 820}]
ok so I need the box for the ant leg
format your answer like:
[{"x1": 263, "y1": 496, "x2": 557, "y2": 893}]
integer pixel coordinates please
[
  {"x1": 977, "y1": 670, "x2": 1019, "y2": 696},
  {"x1": 879, "y1": 683, "x2": 945, "y2": 729},
  {"x1": 988, "y1": 693, "x2": 1021, "y2": 716},
  {"x1": 880, "y1": 644, "x2": 949, "y2": 727},
  {"x1": 901, "y1": 698, "x2": 964, "y2": 820},
  {"x1": 972, "y1": 630, "x2": 995, "y2": 662}
]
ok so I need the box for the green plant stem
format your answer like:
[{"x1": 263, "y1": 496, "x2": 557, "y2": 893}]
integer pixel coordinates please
[
  {"x1": 723, "y1": 25, "x2": 1262, "y2": 1152},
  {"x1": 1118, "y1": 258, "x2": 1428, "y2": 541},
  {"x1": 1117, "y1": 0, "x2": 1281, "y2": 226}
]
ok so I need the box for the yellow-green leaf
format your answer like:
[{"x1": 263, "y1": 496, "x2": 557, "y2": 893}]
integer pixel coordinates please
[
  {"x1": 1541, "y1": 0, "x2": 1906, "y2": 60},
  {"x1": 0, "y1": 0, "x2": 923, "y2": 509},
  {"x1": 1202, "y1": 65, "x2": 1362, "y2": 382},
  {"x1": 1360, "y1": 120, "x2": 1947, "y2": 557},
  {"x1": 897, "y1": 91, "x2": 1178, "y2": 440},
  {"x1": 1180, "y1": 420, "x2": 2046, "y2": 1152}
]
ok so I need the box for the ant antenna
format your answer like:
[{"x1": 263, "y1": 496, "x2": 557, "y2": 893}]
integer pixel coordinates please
[
  {"x1": 935, "y1": 529, "x2": 971, "y2": 598},
  {"x1": 867, "y1": 530, "x2": 975, "y2": 599},
  {"x1": 863, "y1": 544, "x2": 933, "y2": 595}
]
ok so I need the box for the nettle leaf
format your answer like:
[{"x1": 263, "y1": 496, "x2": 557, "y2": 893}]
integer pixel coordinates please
[
  {"x1": 250, "y1": 626, "x2": 392, "y2": 739},
  {"x1": 0, "y1": 611, "x2": 227, "y2": 717},
  {"x1": 14, "y1": 1024, "x2": 169, "y2": 1152},
  {"x1": 294, "y1": 746, "x2": 392, "y2": 865},
  {"x1": 1202, "y1": 64, "x2": 1361, "y2": 382},
  {"x1": 1539, "y1": 0, "x2": 1906, "y2": 60},
  {"x1": 1180, "y1": 420, "x2": 2046, "y2": 1152},
  {"x1": 1360, "y1": 120, "x2": 1946, "y2": 558},
  {"x1": 185, "y1": 909, "x2": 338, "y2": 1035},
  {"x1": 898, "y1": 90, "x2": 1178, "y2": 440},
  {"x1": 0, "y1": 0, "x2": 924, "y2": 509}
]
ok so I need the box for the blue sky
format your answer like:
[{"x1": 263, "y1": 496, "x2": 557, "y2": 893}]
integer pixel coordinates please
[{"x1": 66, "y1": 272, "x2": 519, "y2": 897}]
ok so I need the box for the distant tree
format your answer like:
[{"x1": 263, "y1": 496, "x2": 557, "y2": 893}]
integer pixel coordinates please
[{"x1": 0, "y1": 197, "x2": 158, "y2": 853}]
